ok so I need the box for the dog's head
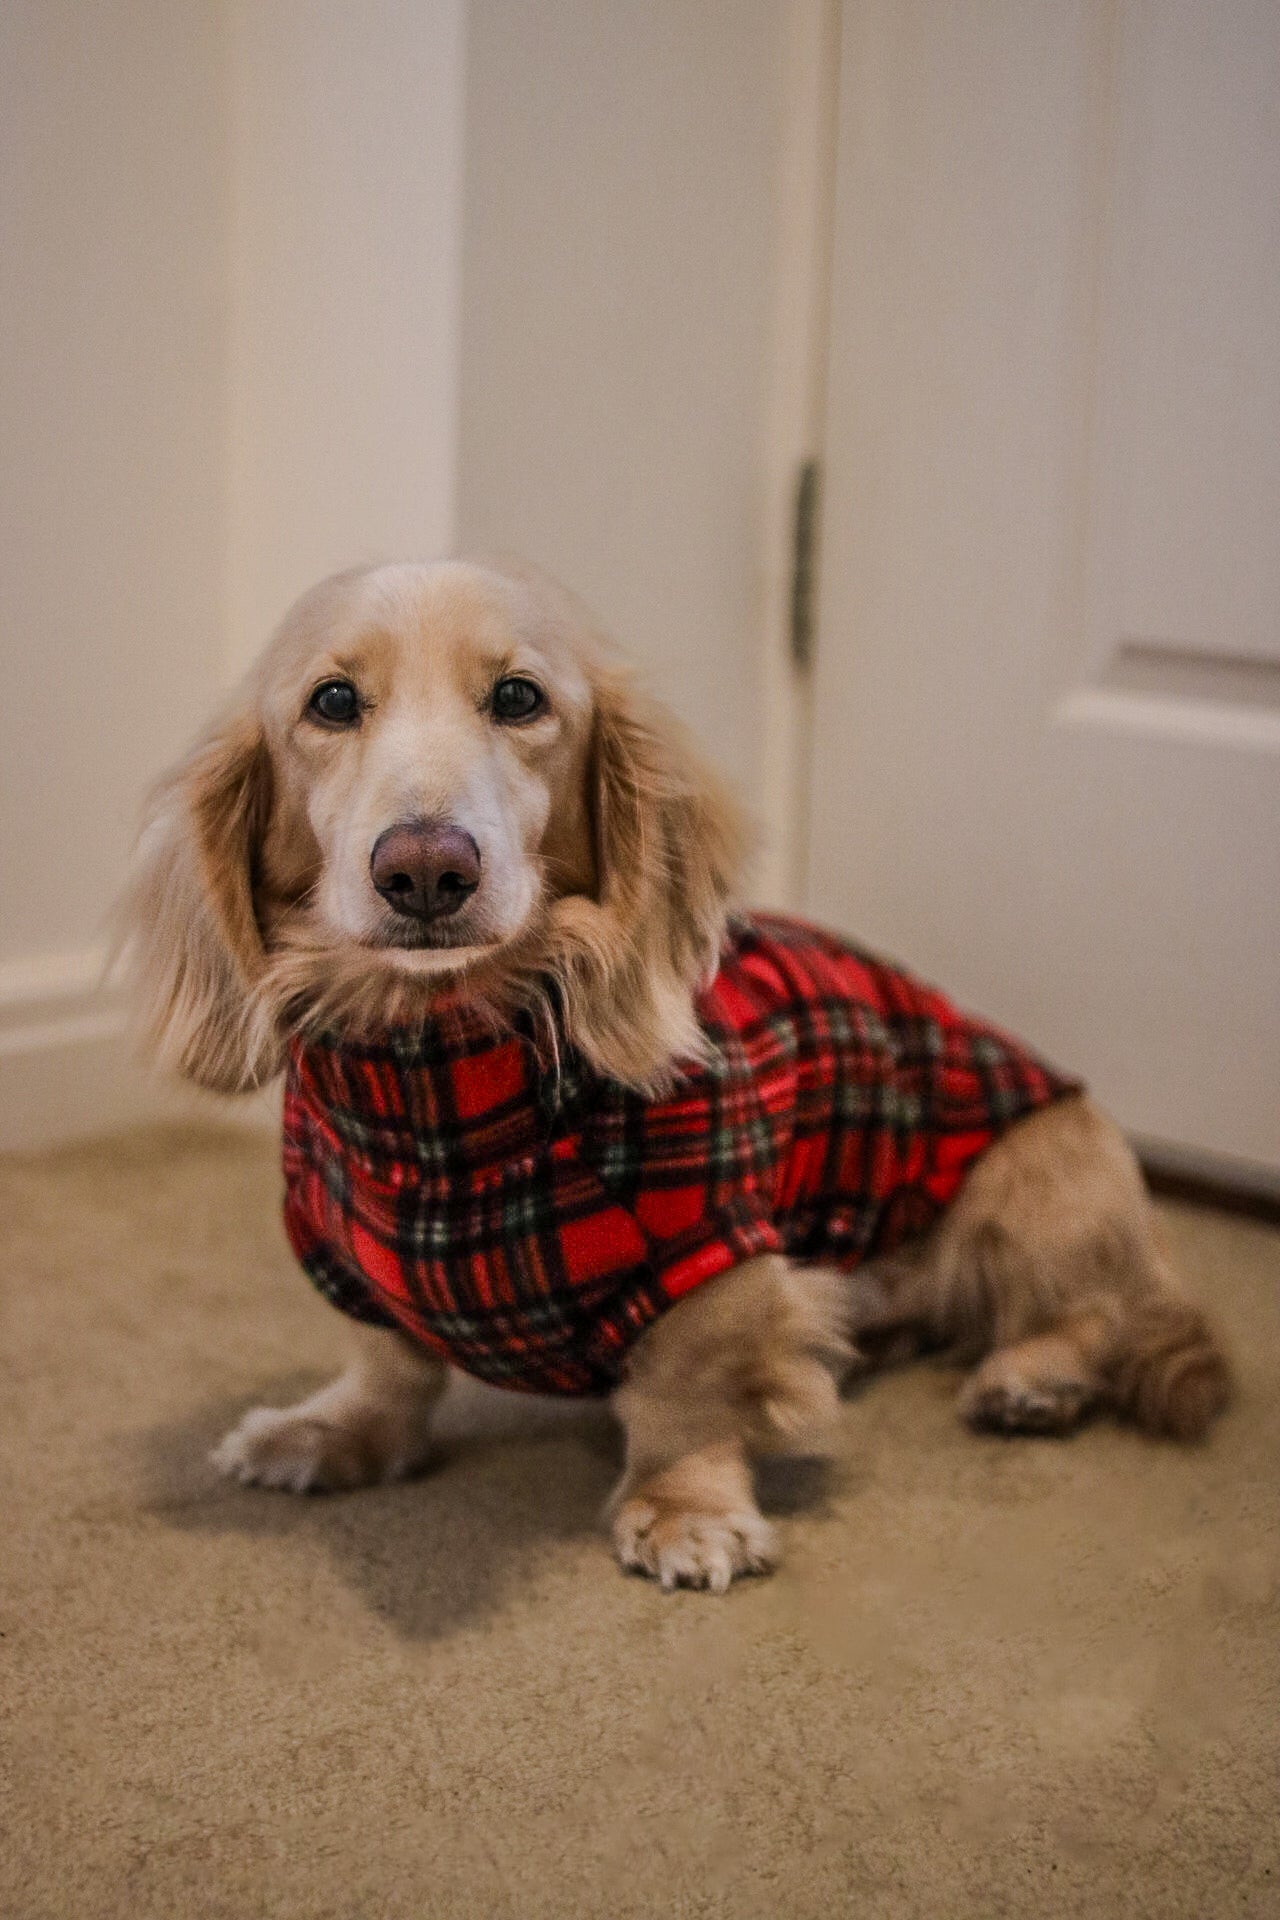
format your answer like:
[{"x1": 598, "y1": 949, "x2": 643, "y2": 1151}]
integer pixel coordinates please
[{"x1": 120, "y1": 560, "x2": 748, "y2": 1093}]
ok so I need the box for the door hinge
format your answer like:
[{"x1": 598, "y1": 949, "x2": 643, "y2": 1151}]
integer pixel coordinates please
[{"x1": 789, "y1": 458, "x2": 821, "y2": 670}]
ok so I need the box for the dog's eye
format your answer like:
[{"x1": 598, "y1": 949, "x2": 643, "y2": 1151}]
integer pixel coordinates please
[
  {"x1": 491, "y1": 676, "x2": 545, "y2": 724},
  {"x1": 308, "y1": 679, "x2": 361, "y2": 726}
]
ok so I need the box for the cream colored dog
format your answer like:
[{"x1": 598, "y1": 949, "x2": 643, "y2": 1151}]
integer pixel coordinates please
[{"x1": 121, "y1": 560, "x2": 1230, "y2": 1592}]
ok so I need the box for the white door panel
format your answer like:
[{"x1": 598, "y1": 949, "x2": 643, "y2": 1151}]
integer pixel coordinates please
[
  {"x1": 1082, "y1": 0, "x2": 1280, "y2": 668},
  {"x1": 808, "y1": 0, "x2": 1280, "y2": 1174}
]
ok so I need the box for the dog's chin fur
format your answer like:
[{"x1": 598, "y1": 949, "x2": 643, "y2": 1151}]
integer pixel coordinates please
[
  {"x1": 376, "y1": 942, "x2": 493, "y2": 972},
  {"x1": 229, "y1": 883, "x2": 720, "y2": 1098},
  {"x1": 240, "y1": 899, "x2": 554, "y2": 1071}
]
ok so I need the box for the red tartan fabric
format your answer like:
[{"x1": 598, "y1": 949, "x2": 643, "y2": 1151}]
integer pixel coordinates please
[{"x1": 282, "y1": 912, "x2": 1080, "y2": 1396}]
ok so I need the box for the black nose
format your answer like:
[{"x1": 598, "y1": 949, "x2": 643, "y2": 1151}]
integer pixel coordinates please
[{"x1": 370, "y1": 820, "x2": 481, "y2": 921}]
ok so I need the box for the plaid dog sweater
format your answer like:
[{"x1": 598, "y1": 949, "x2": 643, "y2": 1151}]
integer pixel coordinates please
[{"x1": 282, "y1": 912, "x2": 1079, "y2": 1396}]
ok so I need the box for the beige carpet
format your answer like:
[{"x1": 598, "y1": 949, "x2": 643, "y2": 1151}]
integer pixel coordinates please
[{"x1": 2, "y1": 1125, "x2": 1277, "y2": 1920}]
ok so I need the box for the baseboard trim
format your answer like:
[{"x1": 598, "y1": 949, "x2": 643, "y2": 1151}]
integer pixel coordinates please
[
  {"x1": 0, "y1": 945, "x2": 277, "y2": 1152},
  {"x1": 1135, "y1": 1133, "x2": 1280, "y2": 1222}
]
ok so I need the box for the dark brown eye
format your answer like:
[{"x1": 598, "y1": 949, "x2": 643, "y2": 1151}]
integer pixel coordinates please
[
  {"x1": 491, "y1": 676, "x2": 545, "y2": 723},
  {"x1": 308, "y1": 679, "x2": 361, "y2": 726}
]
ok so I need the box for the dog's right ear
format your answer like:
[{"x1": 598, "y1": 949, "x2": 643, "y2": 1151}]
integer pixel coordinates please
[
  {"x1": 545, "y1": 663, "x2": 750, "y2": 1090},
  {"x1": 117, "y1": 704, "x2": 278, "y2": 1092}
]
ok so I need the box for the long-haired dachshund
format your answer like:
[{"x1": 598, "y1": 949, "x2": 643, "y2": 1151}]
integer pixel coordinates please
[{"x1": 120, "y1": 560, "x2": 1229, "y2": 1592}]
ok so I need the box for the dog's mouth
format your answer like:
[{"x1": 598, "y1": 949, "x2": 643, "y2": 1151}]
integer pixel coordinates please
[
  {"x1": 363, "y1": 930, "x2": 491, "y2": 969},
  {"x1": 361, "y1": 912, "x2": 513, "y2": 970},
  {"x1": 373, "y1": 924, "x2": 491, "y2": 952},
  {"x1": 343, "y1": 871, "x2": 545, "y2": 974}
]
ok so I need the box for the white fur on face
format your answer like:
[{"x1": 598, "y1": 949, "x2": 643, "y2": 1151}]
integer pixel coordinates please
[
  {"x1": 283, "y1": 565, "x2": 590, "y2": 966},
  {"x1": 311, "y1": 705, "x2": 545, "y2": 951}
]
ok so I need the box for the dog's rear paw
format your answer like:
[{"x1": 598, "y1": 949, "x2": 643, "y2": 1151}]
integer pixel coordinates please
[
  {"x1": 612, "y1": 1498, "x2": 778, "y2": 1593},
  {"x1": 958, "y1": 1365, "x2": 1091, "y2": 1436},
  {"x1": 212, "y1": 1405, "x2": 399, "y2": 1492}
]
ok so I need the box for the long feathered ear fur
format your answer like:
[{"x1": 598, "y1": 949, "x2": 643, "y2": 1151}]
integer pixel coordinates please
[
  {"x1": 545, "y1": 667, "x2": 750, "y2": 1091},
  {"x1": 117, "y1": 706, "x2": 277, "y2": 1092}
]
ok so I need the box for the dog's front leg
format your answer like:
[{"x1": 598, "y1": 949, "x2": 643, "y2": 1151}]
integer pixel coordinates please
[
  {"x1": 609, "y1": 1436, "x2": 776, "y2": 1595},
  {"x1": 213, "y1": 1323, "x2": 447, "y2": 1492},
  {"x1": 608, "y1": 1257, "x2": 848, "y2": 1592}
]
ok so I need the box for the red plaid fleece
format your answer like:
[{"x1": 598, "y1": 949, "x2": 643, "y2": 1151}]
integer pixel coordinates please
[{"x1": 282, "y1": 913, "x2": 1079, "y2": 1396}]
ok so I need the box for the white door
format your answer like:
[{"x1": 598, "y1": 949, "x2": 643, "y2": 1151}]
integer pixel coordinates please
[{"x1": 806, "y1": 0, "x2": 1280, "y2": 1185}]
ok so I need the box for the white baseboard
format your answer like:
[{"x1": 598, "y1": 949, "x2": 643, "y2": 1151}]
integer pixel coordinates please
[
  {"x1": 0, "y1": 945, "x2": 278, "y2": 1153},
  {"x1": 1133, "y1": 1132, "x2": 1280, "y2": 1206}
]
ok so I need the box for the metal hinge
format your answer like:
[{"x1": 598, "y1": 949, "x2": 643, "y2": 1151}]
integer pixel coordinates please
[{"x1": 789, "y1": 458, "x2": 821, "y2": 670}]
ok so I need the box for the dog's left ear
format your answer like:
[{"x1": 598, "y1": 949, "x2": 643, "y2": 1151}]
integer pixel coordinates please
[
  {"x1": 116, "y1": 703, "x2": 279, "y2": 1092},
  {"x1": 547, "y1": 667, "x2": 750, "y2": 1089}
]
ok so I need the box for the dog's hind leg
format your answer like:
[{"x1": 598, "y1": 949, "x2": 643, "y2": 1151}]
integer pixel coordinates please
[
  {"x1": 881, "y1": 1095, "x2": 1231, "y2": 1440},
  {"x1": 956, "y1": 1312, "x2": 1113, "y2": 1434}
]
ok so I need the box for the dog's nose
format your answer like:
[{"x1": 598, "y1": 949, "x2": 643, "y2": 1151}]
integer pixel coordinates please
[{"x1": 370, "y1": 820, "x2": 481, "y2": 921}]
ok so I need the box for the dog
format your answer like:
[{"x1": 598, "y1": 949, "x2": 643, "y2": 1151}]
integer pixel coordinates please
[{"x1": 120, "y1": 558, "x2": 1231, "y2": 1592}]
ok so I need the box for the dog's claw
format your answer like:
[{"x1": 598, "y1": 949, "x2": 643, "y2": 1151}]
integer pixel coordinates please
[{"x1": 613, "y1": 1497, "x2": 778, "y2": 1593}]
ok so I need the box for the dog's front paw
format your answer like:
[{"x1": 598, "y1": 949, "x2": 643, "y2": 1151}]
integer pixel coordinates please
[
  {"x1": 212, "y1": 1404, "x2": 398, "y2": 1493},
  {"x1": 612, "y1": 1496, "x2": 778, "y2": 1594}
]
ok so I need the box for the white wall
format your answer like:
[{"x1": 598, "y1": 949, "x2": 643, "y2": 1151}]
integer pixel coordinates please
[
  {"x1": 0, "y1": 1, "x2": 228, "y2": 965},
  {"x1": 0, "y1": 1, "x2": 229, "y2": 1144},
  {"x1": 224, "y1": 0, "x2": 465, "y2": 672}
]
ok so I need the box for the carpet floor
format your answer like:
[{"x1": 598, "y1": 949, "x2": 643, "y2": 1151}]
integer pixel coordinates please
[{"x1": 1, "y1": 1124, "x2": 1277, "y2": 1919}]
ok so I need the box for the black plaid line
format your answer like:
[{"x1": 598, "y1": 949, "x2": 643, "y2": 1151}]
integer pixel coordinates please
[{"x1": 300, "y1": 1249, "x2": 397, "y2": 1328}]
